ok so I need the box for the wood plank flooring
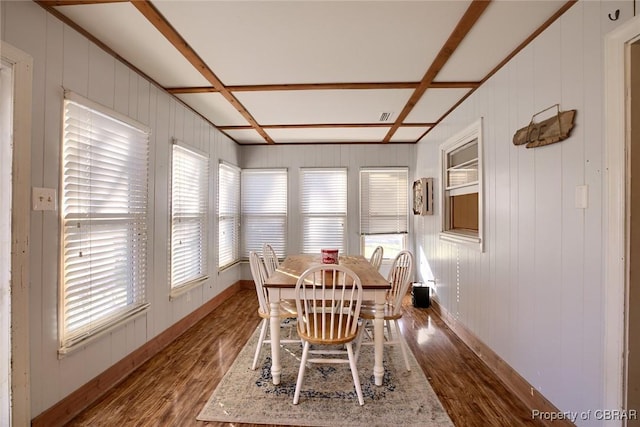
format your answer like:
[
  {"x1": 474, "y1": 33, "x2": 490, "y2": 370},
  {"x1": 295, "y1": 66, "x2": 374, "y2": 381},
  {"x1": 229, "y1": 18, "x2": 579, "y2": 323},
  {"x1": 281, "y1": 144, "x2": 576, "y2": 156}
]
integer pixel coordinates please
[{"x1": 65, "y1": 289, "x2": 544, "y2": 427}]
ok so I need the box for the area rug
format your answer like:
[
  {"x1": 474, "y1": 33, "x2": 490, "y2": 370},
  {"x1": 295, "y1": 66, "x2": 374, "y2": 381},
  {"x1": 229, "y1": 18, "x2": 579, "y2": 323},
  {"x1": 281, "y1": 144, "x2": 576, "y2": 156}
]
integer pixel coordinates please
[{"x1": 197, "y1": 323, "x2": 454, "y2": 427}]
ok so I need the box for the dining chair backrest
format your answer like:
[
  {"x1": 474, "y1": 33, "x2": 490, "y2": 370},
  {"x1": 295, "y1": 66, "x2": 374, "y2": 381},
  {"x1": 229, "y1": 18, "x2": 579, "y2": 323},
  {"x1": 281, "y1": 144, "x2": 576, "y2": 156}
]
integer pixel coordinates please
[
  {"x1": 294, "y1": 264, "x2": 363, "y2": 342},
  {"x1": 249, "y1": 251, "x2": 270, "y2": 315},
  {"x1": 369, "y1": 246, "x2": 384, "y2": 271},
  {"x1": 386, "y1": 250, "x2": 414, "y2": 317},
  {"x1": 262, "y1": 243, "x2": 280, "y2": 278}
]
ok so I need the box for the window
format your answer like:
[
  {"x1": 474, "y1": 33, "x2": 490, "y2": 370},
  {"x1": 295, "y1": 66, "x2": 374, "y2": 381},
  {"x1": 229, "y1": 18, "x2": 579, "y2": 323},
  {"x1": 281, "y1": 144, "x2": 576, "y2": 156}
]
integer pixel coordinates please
[
  {"x1": 60, "y1": 91, "x2": 150, "y2": 353},
  {"x1": 440, "y1": 118, "x2": 483, "y2": 249},
  {"x1": 218, "y1": 162, "x2": 240, "y2": 269},
  {"x1": 360, "y1": 168, "x2": 408, "y2": 260},
  {"x1": 170, "y1": 142, "x2": 209, "y2": 291},
  {"x1": 241, "y1": 169, "x2": 287, "y2": 259},
  {"x1": 300, "y1": 168, "x2": 347, "y2": 254}
]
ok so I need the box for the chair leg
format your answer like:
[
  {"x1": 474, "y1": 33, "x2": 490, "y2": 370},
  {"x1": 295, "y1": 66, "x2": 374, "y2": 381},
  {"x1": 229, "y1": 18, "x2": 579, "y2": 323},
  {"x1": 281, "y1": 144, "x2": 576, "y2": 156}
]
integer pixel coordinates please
[
  {"x1": 293, "y1": 341, "x2": 310, "y2": 405},
  {"x1": 354, "y1": 319, "x2": 368, "y2": 363},
  {"x1": 346, "y1": 342, "x2": 364, "y2": 405},
  {"x1": 251, "y1": 319, "x2": 269, "y2": 370},
  {"x1": 392, "y1": 319, "x2": 411, "y2": 371}
]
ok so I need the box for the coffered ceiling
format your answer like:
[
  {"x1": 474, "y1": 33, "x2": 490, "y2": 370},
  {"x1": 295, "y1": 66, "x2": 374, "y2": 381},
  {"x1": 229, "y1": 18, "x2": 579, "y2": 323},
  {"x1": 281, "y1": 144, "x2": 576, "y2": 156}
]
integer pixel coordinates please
[{"x1": 37, "y1": 0, "x2": 576, "y2": 145}]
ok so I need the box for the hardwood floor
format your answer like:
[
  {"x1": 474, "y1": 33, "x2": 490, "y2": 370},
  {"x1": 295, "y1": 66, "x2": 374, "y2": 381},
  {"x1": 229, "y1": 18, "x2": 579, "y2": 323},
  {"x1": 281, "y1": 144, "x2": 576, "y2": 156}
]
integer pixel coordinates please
[{"x1": 65, "y1": 288, "x2": 544, "y2": 427}]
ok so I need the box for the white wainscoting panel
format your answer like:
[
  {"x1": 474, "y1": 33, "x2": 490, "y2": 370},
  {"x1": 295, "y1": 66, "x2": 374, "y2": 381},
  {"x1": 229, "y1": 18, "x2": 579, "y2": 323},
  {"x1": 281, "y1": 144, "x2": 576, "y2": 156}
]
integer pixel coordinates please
[{"x1": 413, "y1": 2, "x2": 630, "y2": 424}]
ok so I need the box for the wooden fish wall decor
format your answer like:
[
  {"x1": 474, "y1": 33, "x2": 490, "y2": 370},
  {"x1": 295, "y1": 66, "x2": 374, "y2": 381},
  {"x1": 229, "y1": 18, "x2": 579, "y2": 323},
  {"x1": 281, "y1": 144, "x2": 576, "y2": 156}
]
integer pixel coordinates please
[{"x1": 513, "y1": 105, "x2": 576, "y2": 148}]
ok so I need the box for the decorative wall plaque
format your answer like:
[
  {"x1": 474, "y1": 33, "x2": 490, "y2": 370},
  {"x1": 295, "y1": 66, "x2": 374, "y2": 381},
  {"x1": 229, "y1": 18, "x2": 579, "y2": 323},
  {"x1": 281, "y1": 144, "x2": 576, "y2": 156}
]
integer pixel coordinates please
[
  {"x1": 513, "y1": 104, "x2": 576, "y2": 148},
  {"x1": 412, "y1": 178, "x2": 433, "y2": 215}
]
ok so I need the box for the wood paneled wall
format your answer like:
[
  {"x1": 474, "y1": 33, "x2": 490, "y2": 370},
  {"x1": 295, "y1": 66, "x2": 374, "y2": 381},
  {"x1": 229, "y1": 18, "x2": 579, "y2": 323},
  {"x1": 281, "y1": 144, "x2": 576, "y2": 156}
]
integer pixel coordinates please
[
  {"x1": 2, "y1": 1, "x2": 241, "y2": 418},
  {"x1": 413, "y1": 1, "x2": 634, "y2": 424}
]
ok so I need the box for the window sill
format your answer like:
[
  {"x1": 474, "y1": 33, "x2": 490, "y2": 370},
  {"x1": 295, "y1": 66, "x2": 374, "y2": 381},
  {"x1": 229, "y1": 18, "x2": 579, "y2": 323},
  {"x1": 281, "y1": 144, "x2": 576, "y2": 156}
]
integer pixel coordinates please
[
  {"x1": 439, "y1": 231, "x2": 483, "y2": 252},
  {"x1": 218, "y1": 260, "x2": 241, "y2": 273},
  {"x1": 58, "y1": 303, "x2": 150, "y2": 358},
  {"x1": 169, "y1": 276, "x2": 208, "y2": 300}
]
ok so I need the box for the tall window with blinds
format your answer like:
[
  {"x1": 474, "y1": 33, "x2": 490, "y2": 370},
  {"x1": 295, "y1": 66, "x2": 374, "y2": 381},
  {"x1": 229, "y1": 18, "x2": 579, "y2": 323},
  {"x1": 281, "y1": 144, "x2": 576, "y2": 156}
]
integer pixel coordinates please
[
  {"x1": 359, "y1": 168, "x2": 408, "y2": 260},
  {"x1": 241, "y1": 169, "x2": 287, "y2": 259},
  {"x1": 300, "y1": 168, "x2": 347, "y2": 254},
  {"x1": 60, "y1": 92, "x2": 150, "y2": 354},
  {"x1": 218, "y1": 162, "x2": 241, "y2": 269},
  {"x1": 170, "y1": 142, "x2": 209, "y2": 291}
]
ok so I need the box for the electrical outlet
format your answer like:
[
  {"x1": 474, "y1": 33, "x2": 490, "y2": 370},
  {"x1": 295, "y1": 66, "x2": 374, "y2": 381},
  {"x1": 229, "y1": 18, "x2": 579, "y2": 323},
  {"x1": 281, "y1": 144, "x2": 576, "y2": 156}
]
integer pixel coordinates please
[{"x1": 32, "y1": 187, "x2": 57, "y2": 211}]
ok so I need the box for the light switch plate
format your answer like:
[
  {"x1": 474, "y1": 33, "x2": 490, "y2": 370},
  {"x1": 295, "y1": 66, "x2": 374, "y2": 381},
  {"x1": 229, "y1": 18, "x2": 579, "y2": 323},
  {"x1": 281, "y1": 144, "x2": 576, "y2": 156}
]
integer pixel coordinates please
[
  {"x1": 575, "y1": 185, "x2": 588, "y2": 209},
  {"x1": 32, "y1": 187, "x2": 57, "y2": 211}
]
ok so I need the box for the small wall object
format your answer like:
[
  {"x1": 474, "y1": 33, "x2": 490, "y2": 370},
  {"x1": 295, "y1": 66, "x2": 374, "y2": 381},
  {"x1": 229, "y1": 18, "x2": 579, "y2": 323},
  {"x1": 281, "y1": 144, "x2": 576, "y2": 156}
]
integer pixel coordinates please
[
  {"x1": 513, "y1": 104, "x2": 576, "y2": 148},
  {"x1": 412, "y1": 177, "x2": 433, "y2": 215}
]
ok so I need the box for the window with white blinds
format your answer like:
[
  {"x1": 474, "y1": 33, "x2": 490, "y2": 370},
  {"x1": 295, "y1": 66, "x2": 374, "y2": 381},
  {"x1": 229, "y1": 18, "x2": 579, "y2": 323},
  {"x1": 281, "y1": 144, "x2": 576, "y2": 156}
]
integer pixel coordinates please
[
  {"x1": 60, "y1": 91, "x2": 150, "y2": 353},
  {"x1": 241, "y1": 169, "x2": 287, "y2": 259},
  {"x1": 359, "y1": 168, "x2": 408, "y2": 259},
  {"x1": 300, "y1": 168, "x2": 347, "y2": 254},
  {"x1": 170, "y1": 142, "x2": 209, "y2": 290},
  {"x1": 218, "y1": 162, "x2": 240, "y2": 269}
]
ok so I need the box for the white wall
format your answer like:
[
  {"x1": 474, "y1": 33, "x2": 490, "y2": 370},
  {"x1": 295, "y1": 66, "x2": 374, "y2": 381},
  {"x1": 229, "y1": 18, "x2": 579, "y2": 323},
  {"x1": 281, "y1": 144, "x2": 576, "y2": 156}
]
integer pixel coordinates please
[
  {"x1": 241, "y1": 143, "x2": 415, "y2": 274},
  {"x1": 413, "y1": 2, "x2": 633, "y2": 425},
  {"x1": 1, "y1": 1, "x2": 241, "y2": 417}
]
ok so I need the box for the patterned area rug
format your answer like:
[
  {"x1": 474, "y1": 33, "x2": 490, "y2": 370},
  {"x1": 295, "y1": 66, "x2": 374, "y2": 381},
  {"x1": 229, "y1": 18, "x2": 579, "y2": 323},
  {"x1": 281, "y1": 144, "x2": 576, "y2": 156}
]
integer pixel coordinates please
[{"x1": 197, "y1": 323, "x2": 454, "y2": 427}]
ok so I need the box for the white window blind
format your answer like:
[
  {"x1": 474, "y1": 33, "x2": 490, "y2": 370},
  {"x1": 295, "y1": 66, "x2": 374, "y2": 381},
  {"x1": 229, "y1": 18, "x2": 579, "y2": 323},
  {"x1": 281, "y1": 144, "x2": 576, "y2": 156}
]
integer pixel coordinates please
[
  {"x1": 170, "y1": 142, "x2": 209, "y2": 289},
  {"x1": 360, "y1": 168, "x2": 408, "y2": 235},
  {"x1": 60, "y1": 92, "x2": 149, "y2": 352},
  {"x1": 300, "y1": 168, "x2": 347, "y2": 254},
  {"x1": 359, "y1": 168, "x2": 408, "y2": 259},
  {"x1": 218, "y1": 162, "x2": 240, "y2": 269},
  {"x1": 241, "y1": 169, "x2": 287, "y2": 259}
]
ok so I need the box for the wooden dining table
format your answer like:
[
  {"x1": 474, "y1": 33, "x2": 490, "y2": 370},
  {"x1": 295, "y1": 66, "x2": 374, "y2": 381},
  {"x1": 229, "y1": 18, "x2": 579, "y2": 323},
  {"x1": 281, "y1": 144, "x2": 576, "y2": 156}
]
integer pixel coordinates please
[{"x1": 264, "y1": 254, "x2": 391, "y2": 386}]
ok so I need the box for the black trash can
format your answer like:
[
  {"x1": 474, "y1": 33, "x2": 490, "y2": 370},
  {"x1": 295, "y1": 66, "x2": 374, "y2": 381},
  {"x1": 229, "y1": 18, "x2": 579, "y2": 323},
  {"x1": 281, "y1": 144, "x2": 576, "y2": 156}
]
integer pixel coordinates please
[{"x1": 411, "y1": 282, "x2": 430, "y2": 308}]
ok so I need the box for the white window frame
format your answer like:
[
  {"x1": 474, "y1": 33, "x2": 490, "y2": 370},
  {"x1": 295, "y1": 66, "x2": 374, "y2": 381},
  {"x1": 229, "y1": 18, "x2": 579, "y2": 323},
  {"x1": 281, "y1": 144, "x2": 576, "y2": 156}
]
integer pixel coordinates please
[
  {"x1": 218, "y1": 161, "x2": 241, "y2": 270},
  {"x1": 241, "y1": 168, "x2": 288, "y2": 259},
  {"x1": 169, "y1": 140, "x2": 209, "y2": 296},
  {"x1": 299, "y1": 168, "x2": 347, "y2": 254},
  {"x1": 439, "y1": 118, "x2": 484, "y2": 251},
  {"x1": 59, "y1": 91, "x2": 150, "y2": 355},
  {"x1": 359, "y1": 167, "x2": 409, "y2": 260}
]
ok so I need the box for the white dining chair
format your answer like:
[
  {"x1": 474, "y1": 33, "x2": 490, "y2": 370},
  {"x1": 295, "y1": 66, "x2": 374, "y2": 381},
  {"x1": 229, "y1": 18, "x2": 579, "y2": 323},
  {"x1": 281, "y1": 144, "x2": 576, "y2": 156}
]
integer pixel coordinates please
[
  {"x1": 292, "y1": 264, "x2": 365, "y2": 405},
  {"x1": 356, "y1": 250, "x2": 414, "y2": 371},
  {"x1": 249, "y1": 251, "x2": 298, "y2": 370},
  {"x1": 262, "y1": 243, "x2": 280, "y2": 278},
  {"x1": 369, "y1": 245, "x2": 384, "y2": 271}
]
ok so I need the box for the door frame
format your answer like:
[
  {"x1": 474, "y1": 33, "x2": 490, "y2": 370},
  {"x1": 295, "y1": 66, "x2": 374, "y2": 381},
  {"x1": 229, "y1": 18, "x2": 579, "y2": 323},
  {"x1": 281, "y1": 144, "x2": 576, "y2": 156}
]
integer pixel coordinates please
[
  {"x1": 604, "y1": 14, "x2": 640, "y2": 426},
  {"x1": 2, "y1": 41, "x2": 32, "y2": 426}
]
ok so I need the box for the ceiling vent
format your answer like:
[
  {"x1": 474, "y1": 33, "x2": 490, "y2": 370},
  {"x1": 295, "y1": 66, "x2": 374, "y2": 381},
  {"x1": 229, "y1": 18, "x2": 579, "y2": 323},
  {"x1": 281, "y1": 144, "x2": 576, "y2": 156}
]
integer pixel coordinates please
[{"x1": 378, "y1": 112, "x2": 394, "y2": 122}]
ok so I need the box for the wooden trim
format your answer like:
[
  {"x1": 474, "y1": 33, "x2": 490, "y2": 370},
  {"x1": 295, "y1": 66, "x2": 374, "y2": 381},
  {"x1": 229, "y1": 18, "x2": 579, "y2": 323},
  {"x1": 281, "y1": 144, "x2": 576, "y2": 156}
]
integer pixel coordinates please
[
  {"x1": 166, "y1": 81, "x2": 480, "y2": 94},
  {"x1": 131, "y1": 0, "x2": 273, "y2": 144},
  {"x1": 33, "y1": 2, "x2": 241, "y2": 146},
  {"x1": 31, "y1": 281, "x2": 246, "y2": 427},
  {"x1": 604, "y1": 13, "x2": 640, "y2": 417},
  {"x1": 3, "y1": 41, "x2": 33, "y2": 427},
  {"x1": 37, "y1": 0, "x2": 128, "y2": 5},
  {"x1": 418, "y1": 0, "x2": 577, "y2": 142},
  {"x1": 383, "y1": 0, "x2": 491, "y2": 143},
  {"x1": 429, "y1": 298, "x2": 573, "y2": 427},
  {"x1": 218, "y1": 122, "x2": 434, "y2": 131}
]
